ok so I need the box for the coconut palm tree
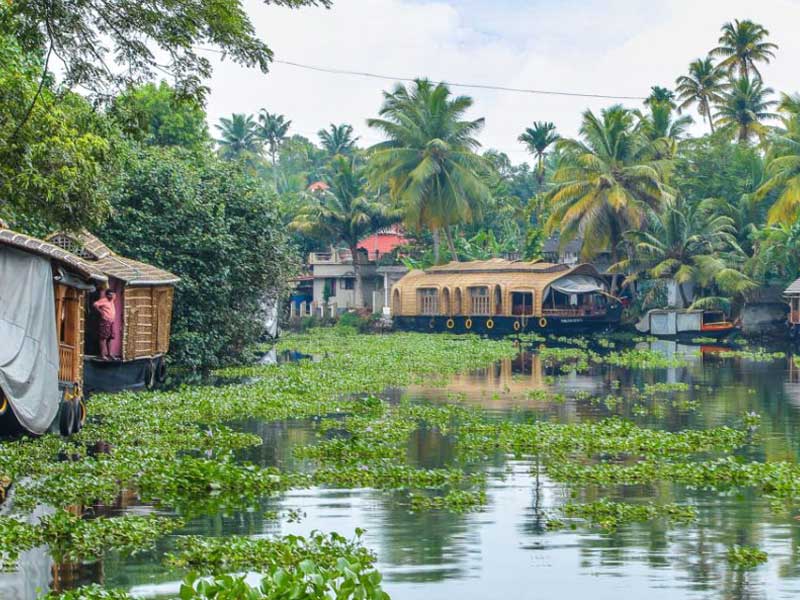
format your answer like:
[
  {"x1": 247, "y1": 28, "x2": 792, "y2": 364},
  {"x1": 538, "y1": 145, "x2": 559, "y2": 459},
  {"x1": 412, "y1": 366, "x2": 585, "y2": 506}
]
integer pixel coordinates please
[
  {"x1": 675, "y1": 57, "x2": 728, "y2": 133},
  {"x1": 318, "y1": 123, "x2": 359, "y2": 156},
  {"x1": 612, "y1": 199, "x2": 753, "y2": 307},
  {"x1": 546, "y1": 105, "x2": 674, "y2": 293},
  {"x1": 518, "y1": 121, "x2": 559, "y2": 184},
  {"x1": 711, "y1": 19, "x2": 778, "y2": 80},
  {"x1": 291, "y1": 156, "x2": 400, "y2": 307},
  {"x1": 215, "y1": 113, "x2": 260, "y2": 160},
  {"x1": 644, "y1": 86, "x2": 677, "y2": 109},
  {"x1": 257, "y1": 110, "x2": 292, "y2": 166},
  {"x1": 634, "y1": 101, "x2": 693, "y2": 160},
  {"x1": 367, "y1": 79, "x2": 491, "y2": 263},
  {"x1": 715, "y1": 77, "x2": 777, "y2": 142},
  {"x1": 756, "y1": 100, "x2": 800, "y2": 223}
]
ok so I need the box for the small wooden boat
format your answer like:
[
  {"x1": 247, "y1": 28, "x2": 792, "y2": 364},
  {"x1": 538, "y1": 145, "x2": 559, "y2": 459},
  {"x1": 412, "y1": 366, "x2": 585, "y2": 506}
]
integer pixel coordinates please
[
  {"x1": 636, "y1": 309, "x2": 738, "y2": 339},
  {"x1": 390, "y1": 259, "x2": 622, "y2": 335}
]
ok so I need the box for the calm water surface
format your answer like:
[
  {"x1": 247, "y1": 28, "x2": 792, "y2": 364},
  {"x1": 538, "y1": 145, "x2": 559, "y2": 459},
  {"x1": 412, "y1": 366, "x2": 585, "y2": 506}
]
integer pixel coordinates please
[{"x1": 7, "y1": 339, "x2": 800, "y2": 600}]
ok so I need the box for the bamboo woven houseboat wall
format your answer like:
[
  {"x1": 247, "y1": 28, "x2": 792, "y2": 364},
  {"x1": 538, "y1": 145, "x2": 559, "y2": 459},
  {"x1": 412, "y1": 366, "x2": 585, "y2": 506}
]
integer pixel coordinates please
[
  {"x1": 48, "y1": 231, "x2": 180, "y2": 391},
  {"x1": 390, "y1": 259, "x2": 622, "y2": 335},
  {"x1": 0, "y1": 227, "x2": 107, "y2": 435}
]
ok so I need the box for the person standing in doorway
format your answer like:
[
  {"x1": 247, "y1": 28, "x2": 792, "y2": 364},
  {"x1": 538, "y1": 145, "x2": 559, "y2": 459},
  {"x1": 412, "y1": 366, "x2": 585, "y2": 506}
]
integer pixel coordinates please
[{"x1": 93, "y1": 289, "x2": 117, "y2": 360}]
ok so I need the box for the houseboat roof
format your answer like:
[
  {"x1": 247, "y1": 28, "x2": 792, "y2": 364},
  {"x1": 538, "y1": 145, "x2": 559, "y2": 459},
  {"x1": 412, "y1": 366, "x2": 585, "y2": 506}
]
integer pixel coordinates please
[
  {"x1": 0, "y1": 228, "x2": 107, "y2": 283},
  {"x1": 47, "y1": 231, "x2": 180, "y2": 286},
  {"x1": 785, "y1": 277, "x2": 800, "y2": 296},
  {"x1": 397, "y1": 259, "x2": 604, "y2": 289}
]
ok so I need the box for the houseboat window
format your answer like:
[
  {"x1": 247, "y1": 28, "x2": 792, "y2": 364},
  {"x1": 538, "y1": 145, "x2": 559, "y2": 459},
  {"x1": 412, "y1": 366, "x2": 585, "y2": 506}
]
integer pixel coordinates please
[
  {"x1": 493, "y1": 285, "x2": 503, "y2": 315},
  {"x1": 392, "y1": 289, "x2": 401, "y2": 314},
  {"x1": 418, "y1": 288, "x2": 439, "y2": 315},
  {"x1": 442, "y1": 288, "x2": 451, "y2": 315},
  {"x1": 511, "y1": 292, "x2": 535, "y2": 316},
  {"x1": 454, "y1": 288, "x2": 463, "y2": 315},
  {"x1": 343, "y1": 278, "x2": 355, "y2": 290},
  {"x1": 468, "y1": 286, "x2": 490, "y2": 315}
]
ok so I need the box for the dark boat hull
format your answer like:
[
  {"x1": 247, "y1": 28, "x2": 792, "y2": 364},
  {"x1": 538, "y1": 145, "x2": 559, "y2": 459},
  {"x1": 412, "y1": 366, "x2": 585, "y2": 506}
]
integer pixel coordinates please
[
  {"x1": 84, "y1": 355, "x2": 166, "y2": 392},
  {"x1": 393, "y1": 306, "x2": 622, "y2": 336}
]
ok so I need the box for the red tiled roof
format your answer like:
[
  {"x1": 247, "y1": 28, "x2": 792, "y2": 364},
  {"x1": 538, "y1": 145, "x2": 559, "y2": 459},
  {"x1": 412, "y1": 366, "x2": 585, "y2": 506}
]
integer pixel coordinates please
[{"x1": 358, "y1": 229, "x2": 408, "y2": 257}]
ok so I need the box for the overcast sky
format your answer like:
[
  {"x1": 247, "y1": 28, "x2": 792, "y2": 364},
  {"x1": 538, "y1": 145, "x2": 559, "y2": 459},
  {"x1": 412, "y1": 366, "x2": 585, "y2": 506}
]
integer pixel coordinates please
[{"x1": 202, "y1": 0, "x2": 800, "y2": 164}]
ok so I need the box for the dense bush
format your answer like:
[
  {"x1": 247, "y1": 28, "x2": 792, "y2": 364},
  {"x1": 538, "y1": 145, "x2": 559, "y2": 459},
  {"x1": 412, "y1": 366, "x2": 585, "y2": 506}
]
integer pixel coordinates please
[{"x1": 99, "y1": 145, "x2": 299, "y2": 369}]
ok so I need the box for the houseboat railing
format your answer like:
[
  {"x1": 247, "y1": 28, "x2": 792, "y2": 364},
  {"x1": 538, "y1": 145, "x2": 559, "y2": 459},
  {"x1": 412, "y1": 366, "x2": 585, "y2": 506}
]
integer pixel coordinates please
[{"x1": 541, "y1": 307, "x2": 608, "y2": 317}]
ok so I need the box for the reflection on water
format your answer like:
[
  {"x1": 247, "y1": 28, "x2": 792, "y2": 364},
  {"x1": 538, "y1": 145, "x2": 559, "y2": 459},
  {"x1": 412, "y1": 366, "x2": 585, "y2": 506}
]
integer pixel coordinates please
[{"x1": 8, "y1": 340, "x2": 800, "y2": 599}]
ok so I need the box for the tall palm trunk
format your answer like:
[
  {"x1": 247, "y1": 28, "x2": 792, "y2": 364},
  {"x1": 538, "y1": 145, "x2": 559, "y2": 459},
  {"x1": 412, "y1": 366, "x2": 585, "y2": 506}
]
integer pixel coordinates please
[
  {"x1": 444, "y1": 226, "x2": 459, "y2": 262},
  {"x1": 536, "y1": 154, "x2": 545, "y2": 185},
  {"x1": 704, "y1": 98, "x2": 716, "y2": 134},
  {"x1": 432, "y1": 228, "x2": 441, "y2": 264},
  {"x1": 349, "y1": 243, "x2": 364, "y2": 308}
]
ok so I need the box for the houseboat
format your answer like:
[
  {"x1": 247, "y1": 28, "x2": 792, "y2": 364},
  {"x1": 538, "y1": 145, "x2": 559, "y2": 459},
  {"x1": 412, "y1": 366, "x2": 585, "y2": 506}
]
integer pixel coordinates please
[
  {"x1": 786, "y1": 277, "x2": 800, "y2": 339},
  {"x1": 0, "y1": 227, "x2": 107, "y2": 436},
  {"x1": 635, "y1": 309, "x2": 738, "y2": 339},
  {"x1": 390, "y1": 259, "x2": 622, "y2": 335},
  {"x1": 47, "y1": 231, "x2": 179, "y2": 392}
]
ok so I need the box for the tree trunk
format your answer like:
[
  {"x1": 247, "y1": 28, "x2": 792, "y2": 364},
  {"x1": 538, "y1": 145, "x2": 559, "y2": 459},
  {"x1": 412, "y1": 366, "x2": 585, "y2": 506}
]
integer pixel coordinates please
[
  {"x1": 350, "y1": 244, "x2": 364, "y2": 308},
  {"x1": 536, "y1": 155, "x2": 545, "y2": 185},
  {"x1": 678, "y1": 281, "x2": 689, "y2": 308},
  {"x1": 432, "y1": 228, "x2": 441, "y2": 264},
  {"x1": 444, "y1": 226, "x2": 459, "y2": 262},
  {"x1": 705, "y1": 99, "x2": 716, "y2": 134}
]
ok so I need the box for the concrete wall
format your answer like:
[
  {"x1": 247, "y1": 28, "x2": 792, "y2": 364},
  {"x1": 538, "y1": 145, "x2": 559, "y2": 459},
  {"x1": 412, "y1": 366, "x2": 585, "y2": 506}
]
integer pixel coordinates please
[{"x1": 742, "y1": 302, "x2": 788, "y2": 336}]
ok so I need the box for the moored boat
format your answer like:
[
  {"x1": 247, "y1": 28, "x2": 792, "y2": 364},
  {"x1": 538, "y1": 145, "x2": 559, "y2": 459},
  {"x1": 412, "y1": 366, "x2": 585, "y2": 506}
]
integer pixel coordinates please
[
  {"x1": 635, "y1": 309, "x2": 738, "y2": 339},
  {"x1": 390, "y1": 259, "x2": 622, "y2": 335}
]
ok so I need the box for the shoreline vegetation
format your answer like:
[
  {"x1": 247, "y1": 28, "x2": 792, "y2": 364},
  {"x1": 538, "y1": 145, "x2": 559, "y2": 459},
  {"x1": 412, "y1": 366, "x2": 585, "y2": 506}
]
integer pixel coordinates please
[{"x1": 0, "y1": 329, "x2": 794, "y2": 597}]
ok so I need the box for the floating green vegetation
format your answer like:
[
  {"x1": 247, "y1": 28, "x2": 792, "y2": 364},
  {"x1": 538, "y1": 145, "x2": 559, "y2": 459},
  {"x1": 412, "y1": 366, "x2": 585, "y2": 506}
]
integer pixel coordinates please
[
  {"x1": 0, "y1": 328, "x2": 788, "y2": 594},
  {"x1": 691, "y1": 336, "x2": 717, "y2": 344},
  {"x1": 727, "y1": 545, "x2": 768, "y2": 569},
  {"x1": 408, "y1": 489, "x2": 487, "y2": 513},
  {"x1": 562, "y1": 500, "x2": 696, "y2": 530},
  {"x1": 718, "y1": 349, "x2": 786, "y2": 361},
  {"x1": 0, "y1": 510, "x2": 180, "y2": 570}
]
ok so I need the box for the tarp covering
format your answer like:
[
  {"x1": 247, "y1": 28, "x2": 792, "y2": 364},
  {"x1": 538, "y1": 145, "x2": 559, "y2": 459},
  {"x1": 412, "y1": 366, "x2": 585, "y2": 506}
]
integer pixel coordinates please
[
  {"x1": 0, "y1": 247, "x2": 60, "y2": 434},
  {"x1": 549, "y1": 274, "x2": 604, "y2": 295}
]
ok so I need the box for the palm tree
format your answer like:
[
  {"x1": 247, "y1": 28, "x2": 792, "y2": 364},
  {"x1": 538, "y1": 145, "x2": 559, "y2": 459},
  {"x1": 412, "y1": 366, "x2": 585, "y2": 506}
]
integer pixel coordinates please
[
  {"x1": 675, "y1": 57, "x2": 728, "y2": 133},
  {"x1": 634, "y1": 101, "x2": 693, "y2": 160},
  {"x1": 518, "y1": 122, "x2": 559, "y2": 184},
  {"x1": 644, "y1": 86, "x2": 676, "y2": 109},
  {"x1": 715, "y1": 77, "x2": 777, "y2": 142},
  {"x1": 292, "y1": 156, "x2": 399, "y2": 307},
  {"x1": 546, "y1": 105, "x2": 674, "y2": 293},
  {"x1": 711, "y1": 19, "x2": 778, "y2": 80},
  {"x1": 257, "y1": 110, "x2": 292, "y2": 166},
  {"x1": 367, "y1": 79, "x2": 491, "y2": 263},
  {"x1": 612, "y1": 199, "x2": 752, "y2": 307},
  {"x1": 318, "y1": 123, "x2": 359, "y2": 156},
  {"x1": 215, "y1": 113, "x2": 260, "y2": 160},
  {"x1": 756, "y1": 102, "x2": 800, "y2": 223}
]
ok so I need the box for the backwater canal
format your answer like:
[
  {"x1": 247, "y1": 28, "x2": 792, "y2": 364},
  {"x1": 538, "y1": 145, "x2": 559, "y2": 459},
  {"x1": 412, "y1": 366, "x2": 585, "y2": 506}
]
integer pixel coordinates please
[{"x1": 5, "y1": 338, "x2": 800, "y2": 600}]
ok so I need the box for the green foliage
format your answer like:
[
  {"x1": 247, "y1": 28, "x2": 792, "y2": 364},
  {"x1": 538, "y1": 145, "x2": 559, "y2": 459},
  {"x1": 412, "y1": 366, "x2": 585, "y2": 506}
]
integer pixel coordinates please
[
  {"x1": 99, "y1": 145, "x2": 298, "y2": 369},
  {"x1": 0, "y1": 31, "x2": 115, "y2": 231},
  {"x1": 3, "y1": 0, "x2": 331, "y2": 100},
  {"x1": 110, "y1": 82, "x2": 210, "y2": 150}
]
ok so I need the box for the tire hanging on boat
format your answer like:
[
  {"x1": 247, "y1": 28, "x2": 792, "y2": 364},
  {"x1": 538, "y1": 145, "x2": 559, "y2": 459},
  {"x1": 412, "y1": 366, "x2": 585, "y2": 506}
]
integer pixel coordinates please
[
  {"x1": 465, "y1": 318, "x2": 472, "y2": 330},
  {"x1": 513, "y1": 320, "x2": 521, "y2": 331},
  {"x1": 446, "y1": 318, "x2": 455, "y2": 329},
  {"x1": 486, "y1": 318, "x2": 494, "y2": 329},
  {"x1": 539, "y1": 317, "x2": 547, "y2": 328},
  {"x1": 59, "y1": 398, "x2": 75, "y2": 437},
  {"x1": 156, "y1": 359, "x2": 168, "y2": 383}
]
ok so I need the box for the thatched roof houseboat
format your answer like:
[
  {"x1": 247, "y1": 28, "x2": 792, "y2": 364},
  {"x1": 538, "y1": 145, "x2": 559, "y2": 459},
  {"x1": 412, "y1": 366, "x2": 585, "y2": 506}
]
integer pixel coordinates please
[
  {"x1": 0, "y1": 227, "x2": 107, "y2": 436},
  {"x1": 47, "y1": 231, "x2": 179, "y2": 391},
  {"x1": 390, "y1": 259, "x2": 621, "y2": 335}
]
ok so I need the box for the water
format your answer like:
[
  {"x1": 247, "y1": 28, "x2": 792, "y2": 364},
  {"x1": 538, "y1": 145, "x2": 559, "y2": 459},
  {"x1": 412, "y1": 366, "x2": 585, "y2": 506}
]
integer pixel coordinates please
[{"x1": 7, "y1": 340, "x2": 800, "y2": 599}]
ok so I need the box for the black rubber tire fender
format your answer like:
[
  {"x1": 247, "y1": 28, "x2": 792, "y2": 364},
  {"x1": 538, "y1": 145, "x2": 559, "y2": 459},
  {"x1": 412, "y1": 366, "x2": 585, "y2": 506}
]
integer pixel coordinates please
[{"x1": 59, "y1": 397, "x2": 75, "y2": 437}]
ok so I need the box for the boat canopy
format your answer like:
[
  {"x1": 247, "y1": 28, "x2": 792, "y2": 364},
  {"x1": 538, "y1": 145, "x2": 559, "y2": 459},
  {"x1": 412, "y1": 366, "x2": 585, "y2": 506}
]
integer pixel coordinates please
[{"x1": 549, "y1": 274, "x2": 605, "y2": 295}]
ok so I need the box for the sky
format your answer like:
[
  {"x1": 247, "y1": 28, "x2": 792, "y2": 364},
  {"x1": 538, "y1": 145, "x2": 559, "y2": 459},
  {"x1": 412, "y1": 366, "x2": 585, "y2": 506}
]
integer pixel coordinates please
[{"x1": 202, "y1": 0, "x2": 800, "y2": 164}]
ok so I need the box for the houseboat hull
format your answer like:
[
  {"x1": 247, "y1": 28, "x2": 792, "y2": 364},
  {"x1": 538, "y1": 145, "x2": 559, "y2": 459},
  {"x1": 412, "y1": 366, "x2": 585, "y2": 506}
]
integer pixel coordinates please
[
  {"x1": 394, "y1": 306, "x2": 622, "y2": 336},
  {"x1": 84, "y1": 355, "x2": 167, "y2": 392}
]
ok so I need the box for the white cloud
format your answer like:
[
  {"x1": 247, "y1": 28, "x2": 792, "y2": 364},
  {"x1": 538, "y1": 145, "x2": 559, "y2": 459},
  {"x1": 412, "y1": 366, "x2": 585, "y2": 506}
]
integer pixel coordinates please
[{"x1": 203, "y1": 0, "x2": 800, "y2": 164}]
